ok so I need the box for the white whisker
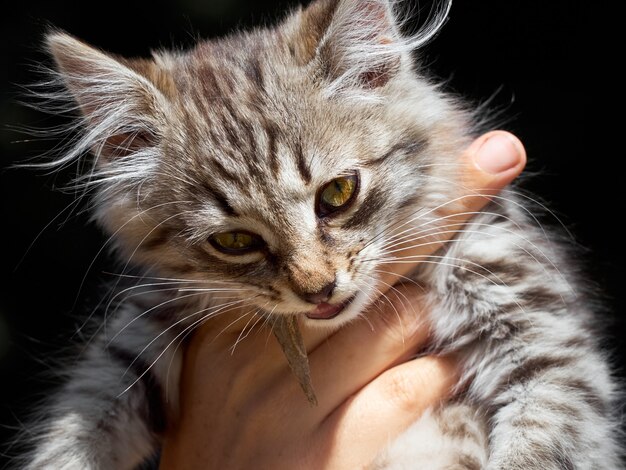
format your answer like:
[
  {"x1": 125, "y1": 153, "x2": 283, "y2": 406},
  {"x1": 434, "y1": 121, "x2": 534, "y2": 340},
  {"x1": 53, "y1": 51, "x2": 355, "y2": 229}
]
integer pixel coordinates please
[
  {"x1": 230, "y1": 305, "x2": 269, "y2": 354},
  {"x1": 117, "y1": 298, "x2": 254, "y2": 397},
  {"x1": 369, "y1": 254, "x2": 531, "y2": 321}
]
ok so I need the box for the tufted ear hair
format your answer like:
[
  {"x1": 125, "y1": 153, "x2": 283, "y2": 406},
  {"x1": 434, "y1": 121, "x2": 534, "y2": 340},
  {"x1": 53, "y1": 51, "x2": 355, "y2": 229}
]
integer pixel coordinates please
[
  {"x1": 46, "y1": 31, "x2": 171, "y2": 162},
  {"x1": 286, "y1": 0, "x2": 451, "y2": 97},
  {"x1": 318, "y1": 0, "x2": 402, "y2": 91}
]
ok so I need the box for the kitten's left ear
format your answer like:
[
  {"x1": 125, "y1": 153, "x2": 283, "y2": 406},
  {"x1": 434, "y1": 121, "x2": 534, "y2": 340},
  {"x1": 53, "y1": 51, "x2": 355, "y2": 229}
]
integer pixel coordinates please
[
  {"x1": 287, "y1": 0, "x2": 404, "y2": 92},
  {"x1": 46, "y1": 31, "x2": 171, "y2": 161}
]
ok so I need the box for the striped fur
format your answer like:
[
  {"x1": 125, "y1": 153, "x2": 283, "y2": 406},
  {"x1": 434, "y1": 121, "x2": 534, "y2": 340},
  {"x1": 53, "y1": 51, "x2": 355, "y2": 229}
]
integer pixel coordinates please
[{"x1": 17, "y1": 0, "x2": 623, "y2": 468}]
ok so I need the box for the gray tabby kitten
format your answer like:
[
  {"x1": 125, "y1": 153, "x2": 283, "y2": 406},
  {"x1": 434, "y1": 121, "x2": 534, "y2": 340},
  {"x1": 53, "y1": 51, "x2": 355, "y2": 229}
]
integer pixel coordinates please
[{"x1": 21, "y1": 0, "x2": 623, "y2": 468}]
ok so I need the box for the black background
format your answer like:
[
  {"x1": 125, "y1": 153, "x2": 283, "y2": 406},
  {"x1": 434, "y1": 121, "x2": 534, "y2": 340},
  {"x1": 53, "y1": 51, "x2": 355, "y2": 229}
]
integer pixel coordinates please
[{"x1": 1, "y1": 0, "x2": 624, "y2": 457}]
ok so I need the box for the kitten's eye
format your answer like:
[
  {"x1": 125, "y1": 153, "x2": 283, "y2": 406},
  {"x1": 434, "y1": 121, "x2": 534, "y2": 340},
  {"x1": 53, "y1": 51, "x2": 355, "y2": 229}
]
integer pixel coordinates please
[
  {"x1": 209, "y1": 231, "x2": 265, "y2": 254},
  {"x1": 317, "y1": 172, "x2": 359, "y2": 217}
]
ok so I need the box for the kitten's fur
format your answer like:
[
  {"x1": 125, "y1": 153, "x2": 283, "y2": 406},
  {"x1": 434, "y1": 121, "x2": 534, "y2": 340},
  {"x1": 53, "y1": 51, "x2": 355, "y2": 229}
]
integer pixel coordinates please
[{"x1": 17, "y1": 0, "x2": 623, "y2": 468}]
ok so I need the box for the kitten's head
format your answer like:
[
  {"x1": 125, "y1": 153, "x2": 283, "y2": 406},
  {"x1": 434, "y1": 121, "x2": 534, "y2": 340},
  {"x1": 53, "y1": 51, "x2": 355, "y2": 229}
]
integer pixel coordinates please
[{"x1": 46, "y1": 0, "x2": 470, "y2": 327}]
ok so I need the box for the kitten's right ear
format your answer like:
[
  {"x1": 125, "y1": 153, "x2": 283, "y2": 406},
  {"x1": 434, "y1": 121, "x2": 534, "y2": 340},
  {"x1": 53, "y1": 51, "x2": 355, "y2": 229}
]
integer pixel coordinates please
[
  {"x1": 286, "y1": 0, "x2": 451, "y2": 97},
  {"x1": 286, "y1": 0, "x2": 403, "y2": 94},
  {"x1": 46, "y1": 31, "x2": 170, "y2": 160}
]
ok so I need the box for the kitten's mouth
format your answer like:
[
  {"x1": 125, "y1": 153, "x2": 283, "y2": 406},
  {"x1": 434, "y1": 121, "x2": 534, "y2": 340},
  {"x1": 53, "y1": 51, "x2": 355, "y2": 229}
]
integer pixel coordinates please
[{"x1": 305, "y1": 295, "x2": 356, "y2": 320}]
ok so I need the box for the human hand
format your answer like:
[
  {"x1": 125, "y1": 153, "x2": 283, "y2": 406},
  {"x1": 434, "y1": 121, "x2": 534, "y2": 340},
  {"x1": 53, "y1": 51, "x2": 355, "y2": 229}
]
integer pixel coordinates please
[{"x1": 159, "y1": 131, "x2": 526, "y2": 469}]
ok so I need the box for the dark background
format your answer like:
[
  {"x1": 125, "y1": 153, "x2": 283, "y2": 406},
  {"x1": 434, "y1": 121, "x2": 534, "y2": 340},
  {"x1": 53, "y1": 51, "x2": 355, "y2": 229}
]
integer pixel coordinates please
[{"x1": 1, "y1": 0, "x2": 624, "y2": 459}]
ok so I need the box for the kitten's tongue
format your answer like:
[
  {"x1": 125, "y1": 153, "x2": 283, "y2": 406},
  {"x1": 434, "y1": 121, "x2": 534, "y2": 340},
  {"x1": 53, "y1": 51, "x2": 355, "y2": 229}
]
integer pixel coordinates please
[{"x1": 306, "y1": 302, "x2": 344, "y2": 320}]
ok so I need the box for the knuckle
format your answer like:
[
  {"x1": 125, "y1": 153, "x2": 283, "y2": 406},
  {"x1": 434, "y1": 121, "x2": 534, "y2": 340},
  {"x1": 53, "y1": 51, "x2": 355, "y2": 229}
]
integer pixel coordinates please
[{"x1": 382, "y1": 368, "x2": 420, "y2": 413}]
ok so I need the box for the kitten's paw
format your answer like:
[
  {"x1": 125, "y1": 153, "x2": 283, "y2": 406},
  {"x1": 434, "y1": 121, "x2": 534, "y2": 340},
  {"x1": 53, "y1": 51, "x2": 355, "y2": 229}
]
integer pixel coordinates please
[{"x1": 370, "y1": 403, "x2": 488, "y2": 470}]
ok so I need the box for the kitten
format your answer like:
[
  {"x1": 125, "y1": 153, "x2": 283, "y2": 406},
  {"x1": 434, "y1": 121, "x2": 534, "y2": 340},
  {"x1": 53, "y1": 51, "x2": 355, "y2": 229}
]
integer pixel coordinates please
[{"x1": 17, "y1": 0, "x2": 623, "y2": 468}]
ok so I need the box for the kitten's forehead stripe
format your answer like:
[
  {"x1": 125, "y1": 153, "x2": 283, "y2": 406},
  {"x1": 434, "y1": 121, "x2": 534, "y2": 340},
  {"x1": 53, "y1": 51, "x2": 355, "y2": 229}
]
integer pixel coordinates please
[
  {"x1": 295, "y1": 140, "x2": 312, "y2": 184},
  {"x1": 221, "y1": 97, "x2": 257, "y2": 157},
  {"x1": 366, "y1": 137, "x2": 429, "y2": 166},
  {"x1": 211, "y1": 186, "x2": 238, "y2": 216},
  {"x1": 239, "y1": 119, "x2": 259, "y2": 162},
  {"x1": 265, "y1": 121, "x2": 280, "y2": 174},
  {"x1": 197, "y1": 62, "x2": 222, "y2": 102},
  {"x1": 209, "y1": 158, "x2": 239, "y2": 185}
]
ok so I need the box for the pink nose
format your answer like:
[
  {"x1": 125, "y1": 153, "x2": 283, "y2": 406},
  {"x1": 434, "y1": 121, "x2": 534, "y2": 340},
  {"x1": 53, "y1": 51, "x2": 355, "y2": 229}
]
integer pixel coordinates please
[{"x1": 300, "y1": 280, "x2": 336, "y2": 305}]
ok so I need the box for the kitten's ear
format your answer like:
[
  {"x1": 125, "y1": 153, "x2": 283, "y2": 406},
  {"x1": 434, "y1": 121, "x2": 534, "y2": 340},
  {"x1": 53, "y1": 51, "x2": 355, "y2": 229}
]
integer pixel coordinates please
[
  {"x1": 46, "y1": 32, "x2": 170, "y2": 160},
  {"x1": 288, "y1": 0, "x2": 404, "y2": 92}
]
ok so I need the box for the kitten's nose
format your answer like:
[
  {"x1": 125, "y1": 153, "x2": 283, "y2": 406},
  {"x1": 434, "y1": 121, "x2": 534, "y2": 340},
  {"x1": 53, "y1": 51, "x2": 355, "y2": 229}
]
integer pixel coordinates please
[{"x1": 301, "y1": 280, "x2": 336, "y2": 305}]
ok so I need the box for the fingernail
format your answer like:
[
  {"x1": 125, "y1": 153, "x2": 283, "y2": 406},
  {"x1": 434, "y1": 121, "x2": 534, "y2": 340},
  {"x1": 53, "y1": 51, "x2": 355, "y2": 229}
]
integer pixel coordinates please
[{"x1": 474, "y1": 134, "x2": 521, "y2": 175}]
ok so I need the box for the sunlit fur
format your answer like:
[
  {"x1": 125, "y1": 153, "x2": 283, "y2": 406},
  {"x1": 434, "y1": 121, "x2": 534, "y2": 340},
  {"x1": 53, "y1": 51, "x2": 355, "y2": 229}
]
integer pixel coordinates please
[{"x1": 15, "y1": 0, "x2": 623, "y2": 468}]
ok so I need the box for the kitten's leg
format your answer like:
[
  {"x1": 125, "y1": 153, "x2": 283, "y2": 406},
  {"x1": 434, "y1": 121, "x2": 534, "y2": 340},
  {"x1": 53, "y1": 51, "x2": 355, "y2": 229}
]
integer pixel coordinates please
[
  {"x1": 479, "y1": 344, "x2": 620, "y2": 470},
  {"x1": 424, "y1": 206, "x2": 622, "y2": 469},
  {"x1": 371, "y1": 403, "x2": 488, "y2": 470},
  {"x1": 25, "y1": 301, "x2": 182, "y2": 470}
]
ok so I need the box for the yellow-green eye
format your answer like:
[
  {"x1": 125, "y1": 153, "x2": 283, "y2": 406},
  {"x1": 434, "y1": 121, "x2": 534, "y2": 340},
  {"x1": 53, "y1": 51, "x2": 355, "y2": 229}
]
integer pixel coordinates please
[
  {"x1": 317, "y1": 172, "x2": 359, "y2": 217},
  {"x1": 209, "y1": 231, "x2": 264, "y2": 254}
]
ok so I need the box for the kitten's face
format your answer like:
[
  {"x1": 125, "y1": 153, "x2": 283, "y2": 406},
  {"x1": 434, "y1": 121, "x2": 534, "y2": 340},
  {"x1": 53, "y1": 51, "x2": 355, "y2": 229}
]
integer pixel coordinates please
[{"x1": 48, "y1": 0, "x2": 467, "y2": 327}]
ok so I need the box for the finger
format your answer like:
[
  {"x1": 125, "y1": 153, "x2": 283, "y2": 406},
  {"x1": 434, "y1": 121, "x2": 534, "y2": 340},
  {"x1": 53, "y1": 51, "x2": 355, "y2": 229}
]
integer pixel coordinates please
[
  {"x1": 317, "y1": 355, "x2": 458, "y2": 468},
  {"x1": 304, "y1": 283, "x2": 430, "y2": 413},
  {"x1": 461, "y1": 130, "x2": 527, "y2": 206},
  {"x1": 379, "y1": 131, "x2": 526, "y2": 289}
]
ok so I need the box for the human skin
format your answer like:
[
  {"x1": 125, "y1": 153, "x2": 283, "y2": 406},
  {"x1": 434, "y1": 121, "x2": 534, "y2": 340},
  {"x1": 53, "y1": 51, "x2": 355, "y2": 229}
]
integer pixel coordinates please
[{"x1": 159, "y1": 131, "x2": 527, "y2": 469}]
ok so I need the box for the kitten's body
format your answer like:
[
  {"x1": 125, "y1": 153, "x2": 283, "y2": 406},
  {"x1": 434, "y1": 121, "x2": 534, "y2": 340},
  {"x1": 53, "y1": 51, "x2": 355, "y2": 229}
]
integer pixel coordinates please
[{"x1": 18, "y1": 0, "x2": 622, "y2": 468}]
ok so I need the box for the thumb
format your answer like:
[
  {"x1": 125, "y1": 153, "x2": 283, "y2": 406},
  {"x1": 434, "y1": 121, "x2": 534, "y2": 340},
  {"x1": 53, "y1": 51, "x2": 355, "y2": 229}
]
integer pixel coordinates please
[{"x1": 460, "y1": 130, "x2": 527, "y2": 209}]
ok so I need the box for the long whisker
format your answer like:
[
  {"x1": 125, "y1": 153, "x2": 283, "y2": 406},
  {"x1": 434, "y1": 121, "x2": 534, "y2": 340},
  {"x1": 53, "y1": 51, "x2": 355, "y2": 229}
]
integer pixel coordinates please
[
  {"x1": 208, "y1": 299, "x2": 269, "y2": 345},
  {"x1": 408, "y1": 171, "x2": 566, "y2": 245},
  {"x1": 378, "y1": 210, "x2": 522, "y2": 249},
  {"x1": 365, "y1": 277, "x2": 409, "y2": 345},
  {"x1": 367, "y1": 268, "x2": 423, "y2": 291},
  {"x1": 262, "y1": 305, "x2": 280, "y2": 347},
  {"x1": 230, "y1": 305, "x2": 269, "y2": 354},
  {"x1": 115, "y1": 210, "x2": 195, "y2": 278},
  {"x1": 73, "y1": 200, "x2": 194, "y2": 334},
  {"x1": 106, "y1": 289, "x2": 246, "y2": 346},
  {"x1": 117, "y1": 298, "x2": 254, "y2": 397},
  {"x1": 103, "y1": 271, "x2": 239, "y2": 285},
  {"x1": 501, "y1": 187, "x2": 576, "y2": 240},
  {"x1": 14, "y1": 195, "x2": 83, "y2": 272},
  {"x1": 363, "y1": 169, "x2": 568, "y2": 260},
  {"x1": 364, "y1": 207, "x2": 518, "y2": 253},
  {"x1": 374, "y1": 224, "x2": 572, "y2": 295},
  {"x1": 366, "y1": 192, "x2": 492, "y2": 248},
  {"x1": 163, "y1": 301, "x2": 260, "y2": 401},
  {"x1": 369, "y1": 254, "x2": 532, "y2": 318}
]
